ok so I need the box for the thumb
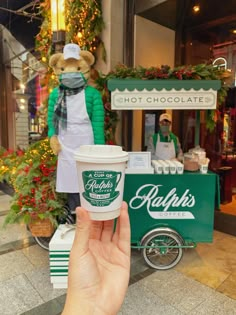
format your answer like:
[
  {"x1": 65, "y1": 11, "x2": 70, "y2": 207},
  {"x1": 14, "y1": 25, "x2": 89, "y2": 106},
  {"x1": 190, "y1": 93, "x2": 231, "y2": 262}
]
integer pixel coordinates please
[{"x1": 70, "y1": 207, "x2": 91, "y2": 258}]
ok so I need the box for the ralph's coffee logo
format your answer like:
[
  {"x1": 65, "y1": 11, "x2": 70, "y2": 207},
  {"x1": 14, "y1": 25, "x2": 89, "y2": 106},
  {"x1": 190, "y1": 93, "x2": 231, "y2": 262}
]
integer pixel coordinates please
[
  {"x1": 129, "y1": 184, "x2": 195, "y2": 219},
  {"x1": 82, "y1": 170, "x2": 121, "y2": 207}
]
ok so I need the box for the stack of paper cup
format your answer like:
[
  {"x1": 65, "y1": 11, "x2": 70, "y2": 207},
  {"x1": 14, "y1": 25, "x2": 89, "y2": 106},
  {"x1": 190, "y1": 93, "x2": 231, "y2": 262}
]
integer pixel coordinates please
[
  {"x1": 74, "y1": 145, "x2": 128, "y2": 220},
  {"x1": 172, "y1": 160, "x2": 184, "y2": 174},
  {"x1": 158, "y1": 160, "x2": 170, "y2": 174},
  {"x1": 151, "y1": 160, "x2": 163, "y2": 174},
  {"x1": 166, "y1": 160, "x2": 177, "y2": 174}
]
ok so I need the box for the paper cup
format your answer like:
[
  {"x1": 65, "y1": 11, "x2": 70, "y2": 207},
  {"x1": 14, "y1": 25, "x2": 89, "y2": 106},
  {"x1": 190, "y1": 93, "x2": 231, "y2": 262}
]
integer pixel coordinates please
[
  {"x1": 199, "y1": 158, "x2": 210, "y2": 174},
  {"x1": 172, "y1": 160, "x2": 184, "y2": 174},
  {"x1": 166, "y1": 160, "x2": 177, "y2": 174},
  {"x1": 151, "y1": 160, "x2": 163, "y2": 174},
  {"x1": 74, "y1": 145, "x2": 128, "y2": 220},
  {"x1": 158, "y1": 160, "x2": 170, "y2": 174},
  {"x1": 199, "y1": 164, "x2": 208, "y2": 174}
]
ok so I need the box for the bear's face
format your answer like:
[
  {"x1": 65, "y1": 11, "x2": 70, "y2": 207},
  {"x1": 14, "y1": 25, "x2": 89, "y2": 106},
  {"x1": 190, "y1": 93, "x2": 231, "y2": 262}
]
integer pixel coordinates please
[{"x1": 49, "y1": 50, "x2": 95, "y2": 81}]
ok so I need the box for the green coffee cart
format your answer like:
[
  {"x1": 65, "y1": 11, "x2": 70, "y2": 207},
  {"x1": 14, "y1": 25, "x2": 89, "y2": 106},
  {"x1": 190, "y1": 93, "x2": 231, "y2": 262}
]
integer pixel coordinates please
[
  {"x1": 123, "y1": 171, "x2": 219, "y2": 270},
  {"x1": 108, "y1": 77, "x2": 222, "y2": 270}
]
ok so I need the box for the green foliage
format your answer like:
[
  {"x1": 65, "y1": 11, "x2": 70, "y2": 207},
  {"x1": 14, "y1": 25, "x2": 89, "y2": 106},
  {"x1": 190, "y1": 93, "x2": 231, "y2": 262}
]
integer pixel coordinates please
[
  {"x1": 35, "y1": 0, "x2": 105, "y2": 63},
  {"x1": 100, "y1": 63, "x2": 229, "y2": 131},
  {"x1": 3, "y1": 139, "x2": 66, "y2": 227},
  {"x1": 65, "y1": 0, "x2": 105, "y2": 56},
  {"x1": 206, "y1": 110, "x2": 217, "y2": 132},
  {"x1": 0, "y1": 148, "x2": 24, "y2": 184}
]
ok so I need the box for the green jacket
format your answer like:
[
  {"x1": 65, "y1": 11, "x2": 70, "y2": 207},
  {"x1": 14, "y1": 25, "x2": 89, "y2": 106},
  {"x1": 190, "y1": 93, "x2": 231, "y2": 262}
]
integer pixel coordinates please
[
  {"x1": 47, "y1": 85, "x2": 105, "y2": 144},
  {"x1": 152, "y1": 131, "x2": 179, "y2": 156}
]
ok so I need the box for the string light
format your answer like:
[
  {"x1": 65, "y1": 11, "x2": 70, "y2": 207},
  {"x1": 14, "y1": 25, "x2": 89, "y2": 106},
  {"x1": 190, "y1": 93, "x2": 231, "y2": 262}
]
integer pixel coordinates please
[{"x1": 193, "y1": 5, "x2": 200, "y2": 13}]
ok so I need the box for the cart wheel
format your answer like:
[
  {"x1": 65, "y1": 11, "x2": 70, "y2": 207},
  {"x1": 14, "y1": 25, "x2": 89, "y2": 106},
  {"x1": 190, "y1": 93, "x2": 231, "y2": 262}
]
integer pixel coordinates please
[
  {"x1": 34, "y1": 235, "x2": 54, "y2": 251},
  {"x1": 141, "y1": 229, "x2": 183, "y2": 270}
]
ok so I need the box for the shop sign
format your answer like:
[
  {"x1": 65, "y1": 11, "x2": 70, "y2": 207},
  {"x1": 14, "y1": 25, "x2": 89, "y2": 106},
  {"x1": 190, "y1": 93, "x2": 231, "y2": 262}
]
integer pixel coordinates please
[
  {"x1": 110, "y1": 89, "x2": 217, "y2": 110},
  {"x1": 129, "y1": 184, "x2": 195, "y2": 219},
  {"x1": 108, "y1": 79, "x2": 221, "y2": 110}
]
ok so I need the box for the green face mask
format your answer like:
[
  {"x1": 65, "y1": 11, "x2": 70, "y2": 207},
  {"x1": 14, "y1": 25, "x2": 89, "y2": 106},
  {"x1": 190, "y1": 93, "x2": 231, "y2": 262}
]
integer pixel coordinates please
[{"x1": 160, "y1": 125, "x2": 170, "y2": 133}]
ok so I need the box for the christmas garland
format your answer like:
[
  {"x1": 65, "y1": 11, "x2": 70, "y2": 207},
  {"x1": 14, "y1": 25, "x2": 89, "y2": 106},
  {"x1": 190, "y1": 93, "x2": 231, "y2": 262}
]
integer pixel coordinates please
[
  {"x1": 65, "y1": 0, "x2": 105, "y2": 58},
  {"x1": 35, "y1": 0, "x2": 105, "y2": 64},
  {"x1": 97, "y1": 63, "x2": 229, "y2": 131}
]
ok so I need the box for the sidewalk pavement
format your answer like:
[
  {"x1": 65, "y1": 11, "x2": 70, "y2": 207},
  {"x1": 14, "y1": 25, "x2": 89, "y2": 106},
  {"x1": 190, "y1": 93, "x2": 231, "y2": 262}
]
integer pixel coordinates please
[{"x1": 1, "y1": 190, "x2": 236, "y2": 315}]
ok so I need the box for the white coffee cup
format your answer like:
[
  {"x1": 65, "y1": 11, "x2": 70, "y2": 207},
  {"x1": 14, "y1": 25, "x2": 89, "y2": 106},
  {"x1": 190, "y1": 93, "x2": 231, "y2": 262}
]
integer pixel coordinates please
[
  {"x1": 151, "y1": 160, "x2": 163, "y2": 174},
  {"x1": 166, "y1": 160, "x2": 177, "y2": 174},
  {"x1": 74, "y1": 145, "x2": 128, "y2": 220},
  {"x1": 199, "y1": 158, "x2": 210, "y2": 174},
  {"x1": 158, "y1": 160, "x2": 170, "y2": 174},
  {"x1": 172, "y1": 160, "x2": 184, "y2": 174}
]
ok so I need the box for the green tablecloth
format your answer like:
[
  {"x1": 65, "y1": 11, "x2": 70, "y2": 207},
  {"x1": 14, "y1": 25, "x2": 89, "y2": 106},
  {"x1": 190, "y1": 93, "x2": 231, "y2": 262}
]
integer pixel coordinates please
[{"x1": 123, "y1": 171, "x2": 219, "y2": 244}]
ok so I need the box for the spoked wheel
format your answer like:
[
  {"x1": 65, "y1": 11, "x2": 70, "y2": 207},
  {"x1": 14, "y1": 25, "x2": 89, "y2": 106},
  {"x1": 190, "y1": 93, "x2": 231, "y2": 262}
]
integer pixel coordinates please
[
  {"x1": 141, "y1": 229, "x2": 183, "y2": 270},
  {"x1": 34, "y1": 204, "x2": 76, "y2": 251}
]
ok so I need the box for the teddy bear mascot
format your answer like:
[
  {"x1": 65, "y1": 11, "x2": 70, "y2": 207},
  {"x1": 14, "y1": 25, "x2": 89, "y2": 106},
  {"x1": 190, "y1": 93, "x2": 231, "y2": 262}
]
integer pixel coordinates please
[{"x1": 47, "y1": 43, "x2": 105, "y2": 214}]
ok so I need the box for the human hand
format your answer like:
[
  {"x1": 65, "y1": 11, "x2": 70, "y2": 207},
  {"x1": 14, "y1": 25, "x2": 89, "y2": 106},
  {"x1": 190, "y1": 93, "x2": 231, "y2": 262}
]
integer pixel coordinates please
[
  {"x1": 49, "y1": 136, "x2": 61, "y2": 155},
  {"x1": 62, "y1": 202, "x2": 131, "y2": 315}
]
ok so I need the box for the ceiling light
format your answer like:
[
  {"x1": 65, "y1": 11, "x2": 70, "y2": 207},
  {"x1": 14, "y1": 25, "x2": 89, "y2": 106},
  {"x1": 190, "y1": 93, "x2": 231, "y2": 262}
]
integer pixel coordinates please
[{"x1": 193, "y1": 5, "x2": 200, "y2": 13}]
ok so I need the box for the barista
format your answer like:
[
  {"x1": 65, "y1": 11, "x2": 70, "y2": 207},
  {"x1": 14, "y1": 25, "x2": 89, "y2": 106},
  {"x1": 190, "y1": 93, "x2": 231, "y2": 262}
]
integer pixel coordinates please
[{"x1": 147, "y1": 113, "x2": 183, "y2": 160}]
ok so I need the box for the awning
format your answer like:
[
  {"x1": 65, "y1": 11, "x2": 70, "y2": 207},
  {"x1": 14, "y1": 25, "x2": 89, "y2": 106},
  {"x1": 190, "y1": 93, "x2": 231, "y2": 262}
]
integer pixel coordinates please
[{"x1": 107, "y1": 79, "x2": 221, "y2": 110}]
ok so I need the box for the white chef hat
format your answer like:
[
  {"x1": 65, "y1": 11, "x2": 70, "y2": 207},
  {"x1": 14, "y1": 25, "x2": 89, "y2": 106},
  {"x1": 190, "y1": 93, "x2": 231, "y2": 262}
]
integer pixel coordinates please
[{"x1": 63, "y1": 43, "x2": 81, "y2": 60}]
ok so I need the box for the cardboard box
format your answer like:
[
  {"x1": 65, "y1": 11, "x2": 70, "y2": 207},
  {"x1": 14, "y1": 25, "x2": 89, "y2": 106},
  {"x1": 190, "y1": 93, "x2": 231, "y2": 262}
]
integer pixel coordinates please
[{"x1": 49, "y1": 224, "x2": 75, "y2": 289}]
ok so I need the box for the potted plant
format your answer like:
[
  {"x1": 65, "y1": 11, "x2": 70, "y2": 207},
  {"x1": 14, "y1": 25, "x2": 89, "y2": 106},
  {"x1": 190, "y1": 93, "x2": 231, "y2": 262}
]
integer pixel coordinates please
[{"x1": 3, "y1": 139, "x2": 66, "y2": 236}]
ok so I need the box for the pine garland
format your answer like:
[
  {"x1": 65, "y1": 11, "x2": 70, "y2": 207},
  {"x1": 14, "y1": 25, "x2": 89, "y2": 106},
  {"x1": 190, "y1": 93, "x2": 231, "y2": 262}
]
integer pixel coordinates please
[
  {"x1": 35, "y1": 0, "x2": 105, "y2": 63},
  {"x1": 65, "y1": 0, "x2": 105, "y2": 56},
  {"x1": 99, "y1": 63, "x2": 229, "y2": 132}
]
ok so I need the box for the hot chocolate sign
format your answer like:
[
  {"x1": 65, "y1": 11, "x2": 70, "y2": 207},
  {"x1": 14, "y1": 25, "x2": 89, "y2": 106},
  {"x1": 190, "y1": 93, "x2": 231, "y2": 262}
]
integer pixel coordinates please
[
  {"x1": 108, "y1": 79, "x2": 221, "y2": 110},
  {"x1": 129, "y1": 184, "x2": 196, "y2": 219}
]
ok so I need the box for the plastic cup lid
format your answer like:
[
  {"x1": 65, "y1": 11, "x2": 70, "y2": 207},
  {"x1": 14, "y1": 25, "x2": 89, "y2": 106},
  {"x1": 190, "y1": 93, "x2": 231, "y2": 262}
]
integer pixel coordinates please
[{"x1": 74, "y1": 145, "x2": 129, "y2": 163}]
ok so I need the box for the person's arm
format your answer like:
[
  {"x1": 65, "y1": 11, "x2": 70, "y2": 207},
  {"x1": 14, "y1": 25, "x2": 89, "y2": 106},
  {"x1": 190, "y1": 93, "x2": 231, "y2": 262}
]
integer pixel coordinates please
[{"x1": 62, "y1": 202, "x2": 131, "y2": 315}]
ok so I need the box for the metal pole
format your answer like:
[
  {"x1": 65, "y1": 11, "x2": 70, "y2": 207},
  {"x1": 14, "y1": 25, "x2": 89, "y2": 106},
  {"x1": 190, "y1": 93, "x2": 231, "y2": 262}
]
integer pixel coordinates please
[
  {"x1": 0, "y1": 28, "x2": 9, "y2": 148},
  {"x1": 195, "y1": 110, "x2": 200, "y2": 146}
]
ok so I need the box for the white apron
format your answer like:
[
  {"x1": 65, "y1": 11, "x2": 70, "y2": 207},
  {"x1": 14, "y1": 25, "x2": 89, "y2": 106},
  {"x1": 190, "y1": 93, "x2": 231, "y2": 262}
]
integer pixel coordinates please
[
  {"x1": 155, "y1": 134, "x2": 176, "y2": 160},
  {"x1": 56, "y1": 91, "x2": 94, "y2": 192}
]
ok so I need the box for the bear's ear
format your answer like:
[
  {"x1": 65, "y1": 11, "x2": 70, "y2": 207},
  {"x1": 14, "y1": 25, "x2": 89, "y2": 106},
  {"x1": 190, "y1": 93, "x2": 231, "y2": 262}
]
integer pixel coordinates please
[
  {"x1": 49, "y1": 53, "x2": 63, "y2": 68},
  {"x1": 80, "y1": 51, "x2": 95, "y2": 66}
]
